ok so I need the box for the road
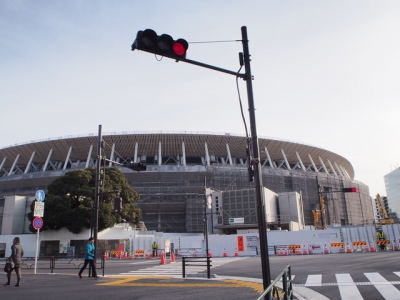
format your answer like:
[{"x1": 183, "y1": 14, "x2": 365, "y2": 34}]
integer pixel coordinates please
[{"x1": 2, "y1": 251, "x2": 400, "y2": 299}]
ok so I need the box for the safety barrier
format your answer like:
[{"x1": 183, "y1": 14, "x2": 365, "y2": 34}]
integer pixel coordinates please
[
  {"x1": 257, "y1": 264, "x2": 293, "y2": 300},
  {"x1": 135, "y1": 250, "x2": 145, "y2": 258},
  {"x1": 182, "y1": 256, "x2": 212, "y2": 279},
  {"x1": 16, "y1": 256, "x2": 106, "y2": 276}
]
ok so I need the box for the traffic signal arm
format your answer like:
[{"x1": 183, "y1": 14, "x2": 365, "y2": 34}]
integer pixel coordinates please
[{"x1": 131, "y1": 28, "x2": 246, "y2": 78}]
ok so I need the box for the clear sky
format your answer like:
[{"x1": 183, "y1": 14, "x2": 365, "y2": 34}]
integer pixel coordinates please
[{"x1": 1, "y1": 1, "x2": 399, "y2": 197}]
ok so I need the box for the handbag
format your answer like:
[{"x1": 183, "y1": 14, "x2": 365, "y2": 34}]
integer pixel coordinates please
[{"x1": 3, "y1": 262, "x2": 11, "y2": 273}]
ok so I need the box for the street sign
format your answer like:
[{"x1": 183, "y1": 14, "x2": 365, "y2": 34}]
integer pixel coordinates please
[
  {"x1": 34, "y1": 202, "x2": 45, "y2": 217},
  {"x1": 35, "y1": 190, "x2": 45, "y2": 202},
  {"x1": 33, "y1": 217, "x2": 43, "y2": 230},
  {"x1": 229, "y1": 217, "x2": 244, "y2": 224}
]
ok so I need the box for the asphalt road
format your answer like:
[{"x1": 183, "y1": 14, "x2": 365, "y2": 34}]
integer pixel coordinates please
[{"x1": 2, "y1": 251, "x2": 399, "y2": 299}]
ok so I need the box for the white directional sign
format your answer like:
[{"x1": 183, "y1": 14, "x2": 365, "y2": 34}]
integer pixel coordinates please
[
  {"x1": 35, "y1": 190, "x2": 45, "y2": 202},
  {"x1": 34, "y1": 202, "x2": 45, "y2": 217}
]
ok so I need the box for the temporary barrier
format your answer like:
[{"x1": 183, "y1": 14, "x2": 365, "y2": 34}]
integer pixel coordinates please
[
  {"x1": 376, "y1": 240, "x2": 390, "y2": 245},
  {"x1": 135, "y1": 250, "x2": 145, "y2": 258}
]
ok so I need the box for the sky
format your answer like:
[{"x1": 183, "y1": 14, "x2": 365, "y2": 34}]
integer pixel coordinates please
[{"x1": 1, "y1": 1, "x2": 399, "y2": 197}]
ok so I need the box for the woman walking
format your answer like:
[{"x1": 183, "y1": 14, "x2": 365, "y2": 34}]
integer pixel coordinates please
[{"x1": 4, "y1": 237, "x2": 24, "y2": 287}]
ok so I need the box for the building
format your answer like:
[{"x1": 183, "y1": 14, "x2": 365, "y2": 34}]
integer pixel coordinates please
[
  {"x1": 385, "y1": 167, "x2": 400, "y2": 218},
  {"x1": 0, "y1": 132, "x2": 374, "y2": 233}
]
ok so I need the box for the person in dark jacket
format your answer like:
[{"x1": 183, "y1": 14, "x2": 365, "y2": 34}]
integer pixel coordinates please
[
  {"x1": 4, "y1": 237, "x2": 24, "y2": 287},
  {"x1": 78, "y1": 237, "x2": 98, "y2": 278}
]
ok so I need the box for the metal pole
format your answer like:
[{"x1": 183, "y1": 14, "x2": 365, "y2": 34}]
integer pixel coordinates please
[
  {"x1": 93, "y1": 125, "x2": 102, "y2": 264},
  {"x1": 34, "y1": 228, "x2": 39, "y2": 274},
  {"x1": 241, "y1": 26, "x2": 271, "y2": 292},
  {"x1": 204, "y1": 177, "x2": 209, "y2": 258}
]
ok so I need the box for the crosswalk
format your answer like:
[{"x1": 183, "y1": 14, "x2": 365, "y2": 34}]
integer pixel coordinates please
[
  {"x1": 293, "y1": 272, "x2": 400, "y2": 299},
  {"x1": 120, "y1": 257, "x2": 248, "y2": 277}
]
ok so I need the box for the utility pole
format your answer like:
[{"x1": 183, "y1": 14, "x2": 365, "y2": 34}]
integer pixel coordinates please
[{"x1": 93, "y1": 124, "x2": 102, "y2": 262}]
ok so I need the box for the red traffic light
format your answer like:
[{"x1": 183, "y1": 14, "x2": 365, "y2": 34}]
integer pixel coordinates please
[
  {"x1": 173, "y1": 39, "x2": 188, "y2": 57},
  {"x1": 343, "y1": 187, "x2": 357, "y2": 193},
  {"x1": 132, "y1": 29, "x2": 188, "y2": 59}
]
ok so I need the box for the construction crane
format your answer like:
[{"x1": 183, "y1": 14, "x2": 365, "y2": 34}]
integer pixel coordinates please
[{"x1": 376, "y1": 194, "x2": 394, "y2": 225}]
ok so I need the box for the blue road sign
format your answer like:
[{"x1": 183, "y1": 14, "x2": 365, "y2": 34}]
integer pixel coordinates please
[{"x1": 35, "y1": 190, "x2": 45, "y2": 202}]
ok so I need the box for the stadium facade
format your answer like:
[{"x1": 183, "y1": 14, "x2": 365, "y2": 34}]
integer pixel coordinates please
[{"x1": 0, "y1": 132, "x2": 374, "y2": 233}]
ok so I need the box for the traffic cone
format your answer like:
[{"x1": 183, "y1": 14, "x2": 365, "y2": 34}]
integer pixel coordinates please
[
  {"x1": 394, "y1": 240, "x2": 399, "y2": 251},
  {"x1": 308, "y1": 245, "x2": 313, "y2": 255},
  {"x1": 193, "y1": 250, "x2": 197, "y2": 257},
  {"x1": 369, "y1": 242, "x2": 376, "y2": 252},
  {"x1": 208, "y1": 249, "x2": 212, "y2": 257},
  {"x1": 170, "y1": 251, "x2": 176, "y2": 263},
  {"x1": 303, "y1": 245, "x2": 309, "y2": 255},
  {"x1": 160, "y1": 251, "x2": 166, "y2": 265},
  {"x1": 103, "y1": 252, "x2": 108, "y2": 260},
  {"x1": 234, "y1": 248, "x2": 239, "y2": 257},
  {"x1": 323, "y1": 243, "x2": 330, "y2": 254},
  {"x1": 178, "y1": 249, "x2": 182, "y2": 257},
  {"x1": 346, "y1": 243, "x2": 352, "y2": 253},
  {"x1": 295, "y1": 247, "x2": 302, "y2": 255},
  {"x1": 223, "y1": 248, "x2": 227, "y2": 257},
  {"x1": 146, "y1": 250, "x2": 151, "y2": 259},
  {"x1": 364, "y1": 244, "x2": 369, "y2": 252}
]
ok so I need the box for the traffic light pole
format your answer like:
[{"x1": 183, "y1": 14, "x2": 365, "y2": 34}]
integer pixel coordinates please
[
  {"x1": 241, "y1": 26, "x2": 271, "y2": 294},
  {"x1": 132, "y1": 25, "x2": 272, "y2": 295}
]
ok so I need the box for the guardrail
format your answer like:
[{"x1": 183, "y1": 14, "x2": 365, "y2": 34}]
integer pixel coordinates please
[
  {"x1": 182, "y1": 256, "x2": 212, "y2": 279},
  {"x1": 9, "y1": 256, "x2": 106, "y2": 276},
  {"x1": 257, "y1": 264, "x2": 293, "y2": 300}
]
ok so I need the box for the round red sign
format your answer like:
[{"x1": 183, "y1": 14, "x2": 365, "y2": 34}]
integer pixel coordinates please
[{"x1": 33, "y1": 217, "x2": 43, "y2": 230}]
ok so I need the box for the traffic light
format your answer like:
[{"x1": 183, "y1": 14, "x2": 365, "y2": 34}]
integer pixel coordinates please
[
  {"x1": 127, "y1": 162, "x2": 147, "y2": 172},
  {"x1": 131, "y1": 29, "x2": 189, "y2": 60},
  {"x1": 114, "y1": 197, "x2": 122, "y2": 213},
  {"x1": 342, "y1": 187, "x2": 357, "y2": 193}
]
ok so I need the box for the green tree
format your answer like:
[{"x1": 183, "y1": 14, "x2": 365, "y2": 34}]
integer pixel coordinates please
[{"x1": 27, "y1": 168, "x2": 142, "y2": 234}]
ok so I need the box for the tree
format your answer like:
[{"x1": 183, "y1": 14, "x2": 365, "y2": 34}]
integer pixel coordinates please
[{"x1": 27, "y1": 168, "x2": 142, "y2": 234}]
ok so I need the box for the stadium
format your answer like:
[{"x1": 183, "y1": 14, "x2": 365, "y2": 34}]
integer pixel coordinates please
[{"x1": 0, "y1": 131, "x2": 374, "y2": 233}]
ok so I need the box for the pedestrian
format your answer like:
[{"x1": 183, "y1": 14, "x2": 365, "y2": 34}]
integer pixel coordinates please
[
  {"x1": 78, "y1": 237, "x2": 98, "y2": 279},
  {"x1": 377, "y1": 229, "x2": 386, "y2": 250},
  {"x1": 4, "y1": 237, "x2": 24, "y2": 287},
  {"x1": 152, "y1": 241, "x2": 158, "y2": 257}
]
